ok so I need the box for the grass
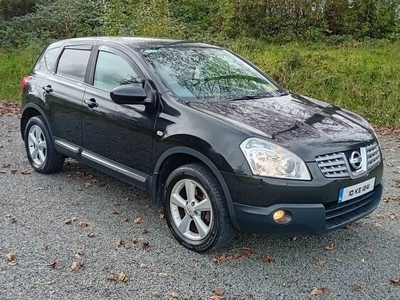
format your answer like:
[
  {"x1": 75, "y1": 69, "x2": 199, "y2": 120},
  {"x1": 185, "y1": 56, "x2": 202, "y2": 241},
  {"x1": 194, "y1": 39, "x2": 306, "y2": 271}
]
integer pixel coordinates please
[
  {"x1": 0, "y1": 45, "x2": 42, "y2": 101},
  {"x1": 1, "y1": 40, "x2": 399, "y2": 126}
]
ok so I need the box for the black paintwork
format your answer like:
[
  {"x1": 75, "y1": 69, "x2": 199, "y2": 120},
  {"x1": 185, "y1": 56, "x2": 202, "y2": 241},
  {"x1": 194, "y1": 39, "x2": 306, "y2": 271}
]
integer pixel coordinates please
[{"x1": 21, "y1": 37, "x2": 384, "y2": 235}]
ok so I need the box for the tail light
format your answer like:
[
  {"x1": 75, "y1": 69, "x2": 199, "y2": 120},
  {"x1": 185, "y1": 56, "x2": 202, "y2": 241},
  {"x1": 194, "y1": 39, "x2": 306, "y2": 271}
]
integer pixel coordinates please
[{"x1": 21, "y1": 76, "x2": 31, "y2": 90}]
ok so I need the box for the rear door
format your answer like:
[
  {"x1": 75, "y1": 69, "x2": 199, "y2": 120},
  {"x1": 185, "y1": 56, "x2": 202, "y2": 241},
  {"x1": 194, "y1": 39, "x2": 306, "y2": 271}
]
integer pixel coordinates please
[
  {"x1": 41, "y1": 45, "x2": 93, "y2": 146},
  {"x1": 81, "y1": 46, "x2": 156, "y2": 174}
]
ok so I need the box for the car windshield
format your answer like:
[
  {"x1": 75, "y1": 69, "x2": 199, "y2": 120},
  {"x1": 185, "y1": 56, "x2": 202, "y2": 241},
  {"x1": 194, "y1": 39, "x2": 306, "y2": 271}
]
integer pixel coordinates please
[{"x1": 141, "y1": 46, "x2": 283, "y2": 102}]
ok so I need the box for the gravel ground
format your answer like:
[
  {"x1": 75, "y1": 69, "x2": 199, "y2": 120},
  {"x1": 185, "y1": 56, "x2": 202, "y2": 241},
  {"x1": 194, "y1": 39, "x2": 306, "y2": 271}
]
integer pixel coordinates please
[{"x1": 1, "y1": 114, "x2": 400, "y2": 300}]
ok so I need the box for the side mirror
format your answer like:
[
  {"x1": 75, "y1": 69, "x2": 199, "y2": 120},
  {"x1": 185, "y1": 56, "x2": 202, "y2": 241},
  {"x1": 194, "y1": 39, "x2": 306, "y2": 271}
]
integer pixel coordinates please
[{"x1": 110, "y1": 85, "x2": 147, "y2": 105}]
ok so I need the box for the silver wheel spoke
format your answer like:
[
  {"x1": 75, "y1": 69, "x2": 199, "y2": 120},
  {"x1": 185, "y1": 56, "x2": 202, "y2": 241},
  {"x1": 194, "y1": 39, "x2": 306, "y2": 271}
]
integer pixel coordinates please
[
  {"x1": 38, "y1": 149, "x2": 46, "y2": 163},
  {"x1": 177, "y1": 215, "x2": 191, "y2": 234},
  {"x1": 28, "y1": 133, "x2": 36, "y2": 143},
  {"x1": 194, "y1": 198, "x2": 211, "y2": 212},
  {"x1": 37, "y1": 141, "x2": 46, "y2": 148},
  {"x1": 171, "y1": 193, "x2": 186, "y2": 208},
  {"x1": 193, "y1": 215, "x2": 209, "y2": 238},
  {"x1": 184, "y1": 179, "x2": 196, "y2": 201},
  {"x1": 32, "y1": 148, "x2": 38, "y2": 160},
  {"x1": 35, "y1": 126, "x2": 41, "y2": 140}
]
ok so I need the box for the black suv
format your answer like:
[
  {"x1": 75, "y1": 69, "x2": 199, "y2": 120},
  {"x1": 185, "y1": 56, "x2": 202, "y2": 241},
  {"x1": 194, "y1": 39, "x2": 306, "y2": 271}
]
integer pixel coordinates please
[{"x1": 21, "y1": 37, "x2": 383, "y2": 252}]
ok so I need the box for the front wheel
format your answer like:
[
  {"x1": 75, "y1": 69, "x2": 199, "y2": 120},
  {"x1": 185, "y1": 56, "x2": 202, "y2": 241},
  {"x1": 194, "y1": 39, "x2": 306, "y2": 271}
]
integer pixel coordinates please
[
  {"x1": 164, "y1": 163, "x2": 235, "y2": 253},
  {"x1": 24, "y1": 116, "x2": 65, "y2": 174}
]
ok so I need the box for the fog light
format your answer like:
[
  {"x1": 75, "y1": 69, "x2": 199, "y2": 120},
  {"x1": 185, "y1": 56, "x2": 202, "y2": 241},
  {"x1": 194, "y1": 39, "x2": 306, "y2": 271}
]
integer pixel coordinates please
[{"x1": 272, "y1": 210, "x2": 292, "y2": 224}]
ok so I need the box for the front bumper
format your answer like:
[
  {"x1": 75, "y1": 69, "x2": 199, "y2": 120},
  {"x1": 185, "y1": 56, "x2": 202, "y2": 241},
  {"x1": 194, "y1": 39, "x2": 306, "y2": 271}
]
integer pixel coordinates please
[{"x1": 233, "y1": 183, "x2": 383, "y2": 235}]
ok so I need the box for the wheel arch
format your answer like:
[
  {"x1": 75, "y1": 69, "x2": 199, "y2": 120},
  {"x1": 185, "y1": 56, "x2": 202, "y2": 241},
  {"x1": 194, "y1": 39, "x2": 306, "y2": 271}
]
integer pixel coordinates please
[
  {"x1": 151, "y1": 147, "x2": 239, "y2": 230},
  {"x1": 20, "y1": 104, "x2": 51, "y2": 140}
]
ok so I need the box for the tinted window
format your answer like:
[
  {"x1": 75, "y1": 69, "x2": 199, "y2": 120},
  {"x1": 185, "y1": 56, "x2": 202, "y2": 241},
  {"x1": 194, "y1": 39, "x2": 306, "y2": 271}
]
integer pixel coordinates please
[
  {"x1": 57, "y1": 48, "x2": 90, "y2": 82},
  {"x1": 94, "y1": 51, "x2": 141, "y2": 92}
]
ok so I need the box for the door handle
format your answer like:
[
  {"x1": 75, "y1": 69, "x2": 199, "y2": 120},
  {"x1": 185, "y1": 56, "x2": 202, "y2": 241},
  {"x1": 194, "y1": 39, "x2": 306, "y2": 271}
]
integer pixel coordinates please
[
  {"x1": 42, "y1": 85, "x2": 53, "y2": 93},
  {"x1": 84, "y1": 98, "x2": 98, "y2": 108}
]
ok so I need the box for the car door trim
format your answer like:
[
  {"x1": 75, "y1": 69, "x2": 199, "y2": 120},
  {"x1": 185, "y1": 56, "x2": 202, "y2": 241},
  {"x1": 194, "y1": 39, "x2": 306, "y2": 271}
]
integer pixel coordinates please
[
  {"x1": 54, "y1": 139, "x2": 80, "y2": 153},
  {"x1": 81, "y1": 150, "x2": 146, "y2": 183}
]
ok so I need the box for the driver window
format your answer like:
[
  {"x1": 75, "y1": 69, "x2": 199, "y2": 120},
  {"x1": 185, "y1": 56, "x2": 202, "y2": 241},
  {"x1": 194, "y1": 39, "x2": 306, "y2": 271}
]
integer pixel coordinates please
[{"x1": 94, "y1": 51, "x2": 141, "y2": 92}]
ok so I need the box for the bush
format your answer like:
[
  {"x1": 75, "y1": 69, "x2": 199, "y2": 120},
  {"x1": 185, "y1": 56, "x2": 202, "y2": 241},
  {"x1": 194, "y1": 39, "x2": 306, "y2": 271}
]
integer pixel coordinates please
[{"x1": 0, "y1": 0, "x2": 105, "y2": 48}]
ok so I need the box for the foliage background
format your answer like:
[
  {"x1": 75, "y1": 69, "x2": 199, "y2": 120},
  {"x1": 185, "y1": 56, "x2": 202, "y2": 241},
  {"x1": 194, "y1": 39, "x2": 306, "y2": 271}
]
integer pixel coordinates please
[{"x1": 0, "y1": 0, "x2": 399, "y2": 125}]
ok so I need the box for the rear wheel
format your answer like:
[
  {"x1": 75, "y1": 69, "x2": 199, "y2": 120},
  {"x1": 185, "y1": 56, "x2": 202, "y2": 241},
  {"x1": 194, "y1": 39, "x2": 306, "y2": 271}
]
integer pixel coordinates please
[
  {"x1": 24, "y1": 116, "x2": 64, "y2": 173},
  {"x1": 164, "y1": 163, "x2": 235, "y2": 253}
]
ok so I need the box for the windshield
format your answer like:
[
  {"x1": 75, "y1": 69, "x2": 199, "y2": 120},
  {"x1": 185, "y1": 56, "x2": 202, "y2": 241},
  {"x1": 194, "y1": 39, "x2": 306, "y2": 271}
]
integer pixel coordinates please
[{"x1": 141, "y1": 47, "x2": 283, "y2": 102}]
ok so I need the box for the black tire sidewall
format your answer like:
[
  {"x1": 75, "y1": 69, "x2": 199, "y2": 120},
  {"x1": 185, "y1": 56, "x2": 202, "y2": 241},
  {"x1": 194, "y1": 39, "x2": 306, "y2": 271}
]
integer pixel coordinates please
[{"x1": 164, "y1": 166, "x2": 222, "y2": 253}]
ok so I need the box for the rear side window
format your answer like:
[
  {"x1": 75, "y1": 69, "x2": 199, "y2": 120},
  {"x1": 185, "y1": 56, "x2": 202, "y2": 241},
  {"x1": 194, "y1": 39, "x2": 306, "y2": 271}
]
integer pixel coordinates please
[
  {"x1": 57, "y1": 48, "x2": 91, "y2": 82},
  {"x1": 32, "y1": 46, "x2": 60, "y2": 73},
  {"x1": 44, "y1": 47, "x2": 60, "y2": 71}
]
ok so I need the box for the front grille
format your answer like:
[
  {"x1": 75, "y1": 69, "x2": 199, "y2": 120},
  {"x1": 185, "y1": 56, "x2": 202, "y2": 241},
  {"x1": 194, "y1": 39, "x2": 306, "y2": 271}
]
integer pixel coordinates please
[
  {"x1": 315, "y1": 142, "x2": 381, "y2": 179},
  {"x1": 366, "y1": 142, "x2": 381, "y2": 169},
  {"x1": 315, "y1": 153, "x2": 349, "y2": 178},
  {"x1": 324, "y1": 190, "x2": 376, "y2": 229}
]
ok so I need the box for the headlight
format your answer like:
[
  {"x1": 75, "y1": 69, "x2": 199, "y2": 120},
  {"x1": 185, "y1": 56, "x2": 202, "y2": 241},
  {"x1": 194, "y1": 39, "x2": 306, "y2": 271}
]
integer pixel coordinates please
[{"x1": 240, "y1": 138, "x2": 311, "y2": 180}]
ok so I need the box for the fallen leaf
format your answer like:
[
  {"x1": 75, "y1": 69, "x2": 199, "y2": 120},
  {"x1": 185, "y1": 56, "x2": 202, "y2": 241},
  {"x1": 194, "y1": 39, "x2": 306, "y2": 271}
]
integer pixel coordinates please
[
  {"x1": 336, "y1": 258, "x2": 343, "y2": 263},
  {"x1": 111, "y1": 210, "x2": 120, "y2": 215},
  {"x1": 324, "y1": 243, "x2": 337, "y2": 251},
  {"x1": 71, "y1": 261, "x2": 84, "y2": 271},
  {"x1": 142, "y1": 228, "x2": 149, "y2": 234},
  {"x1": 64, "y1": 219, "x2": 72, "y2": 225},
  {"x1": 5, "y1": 253, "x2": 16, "y2": 262},
  {"x1": 118, "y1": 272, "x2": 129, "y2": 282},
  {"x1": 158, "y1": 272, "x2": 167, "y2": 278},
  {"x1": 20, "y1": 169, "x2": 32, "y2": 175},
  {"x1": 388, "y1": 213, "x2": 397, "y2": 220},
  {"x1": 140, "y1": 263, "x2": 147, "y2": 268},
  {"x1": 390, "y1": 278, "x2": 400, "y2": 285},
  {"x1": 352, "y1": 283, "x2": 362, "y2": 291},
  {"x1": 79, "y1": 222, "x2": 89, "y2": 227},
  {"x1": 84, "y1": 182, "x2": 92, "y2": 188},
  {"x1": 134, "y1": 217, "x2": 145, "y2": 224},
  {"x1": 261, "y1": 255, "x2": 275, "y2": 263},
  {"x1": 214, "y1": 287, "x2": 226, "y2": 296},
  {"x1": 7, "y1": 215, "x2": 17, "y2": 223},
  {"x1": 132, "y1": 238, "x2": 138, "y2": 244},
  {"x1": 310, "y1": 287, "x2": 331, "y2": 295},
  {"x1": 76, "y1": 249, "x2": 84, "y2": 256},
  {"x1": 376, "y1": 214, "x2": 385, "y2": 219},
  {"x1": 211, "y1": 296, "x2": 222, "y2": 300},
  {"x1": 158, "y1": 208, "x2": 164, "y2": 219},
  {"x1": 192, "y1": 258, "x2": 200, "y2": 262},
  {"x1": 43, "y1": 245, "x2": 49, "y2": 250},
  {"x1": 48, "y1": 261, "x2": 57, "y2": 268},
  {"x1": 316, "y1": 259, "x2": 325, "y2": 267},
  {"x1": 87, "y1": 233, "x2": 95, "y2": 237},
  {"x1": 117, "y1": 239, "x2": 124, "y2": 246},
  {"x1": 170, "y1": 292, "x2": 179, "y2": 298},
  {"x1": 142, "y1": 242, "x2": 151, "y2": 249},
  {"x1": 234, "y1": 253, "x2": 244, "y2": 260},
  {"x1": 368, "y1": 248, "x2": 376, "y2": 254},
  {"x1": 212, "y1": 253, "x2": 233, "y2": 265},
  {"x1": 10, "y1": 169, "x2": 17, "y2": 174},
  {"x1": 1, "y1": 163, "x2": 11, "y2": 168}
]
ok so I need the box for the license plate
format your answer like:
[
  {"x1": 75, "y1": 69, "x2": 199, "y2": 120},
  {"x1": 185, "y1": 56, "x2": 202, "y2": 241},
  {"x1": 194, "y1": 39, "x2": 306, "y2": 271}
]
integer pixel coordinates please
[{"x1": 338, "y1": 177, "x2": 375, "y2": 203}]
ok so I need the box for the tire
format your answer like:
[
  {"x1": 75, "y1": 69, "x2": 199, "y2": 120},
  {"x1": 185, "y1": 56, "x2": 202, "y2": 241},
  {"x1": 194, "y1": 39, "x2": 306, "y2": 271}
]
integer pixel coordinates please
[
  {"x1": 163, "y1": 163, "x2": 235, "y2": 253},
  {"x1": 24, "y1": 116, "x2": 65, "y2": 174}
]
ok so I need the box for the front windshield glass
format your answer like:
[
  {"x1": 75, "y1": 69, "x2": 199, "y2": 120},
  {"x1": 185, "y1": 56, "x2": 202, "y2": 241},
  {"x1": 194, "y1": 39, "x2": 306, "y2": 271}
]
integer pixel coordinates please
[{"x1": 141, "y1": 47, "x2": 282, "y2": 102}]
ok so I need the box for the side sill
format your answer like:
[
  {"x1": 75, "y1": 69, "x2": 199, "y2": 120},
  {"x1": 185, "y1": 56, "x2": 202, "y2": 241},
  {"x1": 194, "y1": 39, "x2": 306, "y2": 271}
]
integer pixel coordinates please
[{"x1": 81, "y1": 149, "x2": 150, "y2": 190}]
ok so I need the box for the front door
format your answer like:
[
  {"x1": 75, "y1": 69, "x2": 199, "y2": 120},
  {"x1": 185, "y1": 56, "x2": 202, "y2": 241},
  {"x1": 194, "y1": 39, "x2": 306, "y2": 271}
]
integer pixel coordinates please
[{"x1": 81, "y1": 46, "x2": 156, "y2": 174}]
